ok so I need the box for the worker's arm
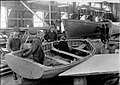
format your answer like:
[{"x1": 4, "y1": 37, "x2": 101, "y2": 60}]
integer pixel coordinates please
[
  {"x1": 6, "y1": 35, "x2": 13, "y2": 52},
  {"x1": 23, "y1": 40, "x2": 38, "y2": 56},
  {"x1": 22, "y1": 45, "x2": 32, "y2": 57}
]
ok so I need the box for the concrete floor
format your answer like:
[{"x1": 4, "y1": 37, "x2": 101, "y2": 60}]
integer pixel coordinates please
[
  {"x1": 1, "y1": 74, "x2": 25, "y2": 85},
  {"x1": 1, "y1": 75, "x2": 73, "y2": 85},
  {"x1": 1, "y1": 73, "x2": 119, "y2": 85},
  {"x1": 1, "y1": 74, "x2": 18, "y2": 85}
]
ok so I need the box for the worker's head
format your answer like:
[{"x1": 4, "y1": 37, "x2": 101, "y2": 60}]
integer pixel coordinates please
[
  {"x1": 50, "y1": 25, "x2": 55, "y2": 32},
  {"x1": 105, "y1": 24, "x2": 108, "y2": 27},
  {"x1": 60, "y1": 36, "x2": 66, "y2": 41},
  {"x1": 12, "y1": 32, "x2": 19, "y2": 38},
  {"x1": 102, "y1": 24, "x2": 105, "y2": 28},
  {"x1": 28, "y1": 29, "x2": 38, "y2": 35},
  {"x1": 13, "y1": 27, "x2": 21, "y2": 32}
]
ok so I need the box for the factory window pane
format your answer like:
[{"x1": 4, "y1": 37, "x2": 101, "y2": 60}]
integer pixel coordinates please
[
  {"x1": 77, "y1": 2, "x2": 88, "y2": 6},
  {"x1": 1, "y1": 6, "x2": 7, "y2": 29},
  {"x1": 91, "y1": 3, "x2": 100, "y2": 8},
  {"x1": 103, "y1": 4, "x2": 110, "y2": 11},
  {"x1": 33, "y1": 11, "x2": 44, "y2": 27},
  {"x1": 61, "y1": 12, "x2": 68, "y2": 32}
]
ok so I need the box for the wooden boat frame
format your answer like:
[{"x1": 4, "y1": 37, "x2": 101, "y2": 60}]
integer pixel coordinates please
[
  {"x1": 5, "y1": 39, "x2": 96, "y2": 79},
  {"x1": 40, "y1": 39, "x2": 96, "y2": 79}
]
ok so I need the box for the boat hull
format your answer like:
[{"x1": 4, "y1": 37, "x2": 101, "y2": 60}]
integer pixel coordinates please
[
  {"x1": 63, "y1": 19, "x2": 111, "y2": 39},
  {"x1": 111, "y1": 22, "x2": 120, "y2": 35},
  {"x1": 5, "y1": 39, "x2": 96, "y2": 79},
  {"x1": 41, "y1": 54, "x2": 92, "y2": 79}
]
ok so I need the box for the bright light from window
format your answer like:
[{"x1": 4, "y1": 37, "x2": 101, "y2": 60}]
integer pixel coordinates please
[
  {"x1": 103, "y1": 4, "x2": 110, "y2": 11},
  {"x1": 33, "y1": 11, "x2": 44, "y2": 27},
  {"x1": 91, "y1": 3, "x2": 101, "y2": 8},
  {"x1": 1, "y1": 6, "x2": 7, "y2": 29},
  {"x1": 77, "y1": 2, "x2": 88, "y2": 6}
]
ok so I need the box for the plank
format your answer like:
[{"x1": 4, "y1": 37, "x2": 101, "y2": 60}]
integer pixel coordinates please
[
  {"x1": 74, "y1": 48, "x2": 91, "y2": 54},
  {"x1": 75, "y1": 44, "x2": 86, "y2": 49},
  {"x1": 0, "y1": 67, "x2": 11, "y2": 72},
  {"x1": 0, "y1": 70, "x2": 13, "y2": 76},
  {"x1": 45, "y1": 55, "x2": 70, "y2": 65},
  {"x1": 1, "y1": 48, "x2": 9, "y2": 52},
  {"x1": 59, "y1": 54, "x2": 120, "y2": 76},
  {"x1": 52, "y1": 48, "x2": 82, "y2": 59}
]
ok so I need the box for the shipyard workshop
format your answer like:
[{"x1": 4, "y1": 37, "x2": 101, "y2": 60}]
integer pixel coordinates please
[{"x1": 0, "y1": 0, "x2": 120, "y2": 85}]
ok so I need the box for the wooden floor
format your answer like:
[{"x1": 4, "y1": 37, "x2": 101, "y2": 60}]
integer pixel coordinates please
[
  {"x1": 1, "y1": 74, "x2": 23, "y2": 85},
  {"x1": 1, "y1": 73, "x2": 119, "y2": 85},
  {"x1": 1, "y1": 74, "x2": 16, "y2": 85},
  {"x1": 1, "y1": 75, "x2": 74, "y2": 85}
]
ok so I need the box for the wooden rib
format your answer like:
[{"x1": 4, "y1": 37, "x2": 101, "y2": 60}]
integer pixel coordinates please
[
  {"x1": 75, "y1": 44, "x2": 86, "y2": 49},
  {"x1": 52, "y1": 48, "x2": 82, "y2": 59},
  {"x1": 45, "y1": 55, "x2": 70, "y2": 65},
  {"x1": 1, "y1": 48, "x2": 9, "y2": 52},
  {"x1": 74, "y1": 48, "x2": 91, "y2": 54}
]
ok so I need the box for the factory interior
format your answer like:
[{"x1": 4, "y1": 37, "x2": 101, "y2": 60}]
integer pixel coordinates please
[{"x1": 0, "y1": 0, "x2": 120, "y2": 85}]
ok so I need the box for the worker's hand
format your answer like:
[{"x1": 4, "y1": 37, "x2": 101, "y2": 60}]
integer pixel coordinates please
[
  {"x1": 11, "y1": 51, "x2": 15, "y2": 55},
  {"x1": 22, "y1": 53, "x2": 26, "y2": 56},
  {"x1": 23, "y1": 43, "x2": 31, "y2": 49},
  {"x1": 48, "y1": 39, "x2": 50, "y2": 42}
]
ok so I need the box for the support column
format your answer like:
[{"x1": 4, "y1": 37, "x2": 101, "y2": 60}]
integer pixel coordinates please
[
  {"x1": 115, "y1": 3, "x2": 118, "y2": 17},
  {"x1": 100, "y1": 2, "x2": 103, "y2": 9},
  {"x1": 109, "y1": 3, "x2": 113, "y2": 12},
  {"x1": 58, "y1": 8, "x2": 61, "y2": 32},
  {"x1": 49, "y1": 1, "x2": 51, "y2": 25},
  {"x1": 20, "y1": 4, "x2": 25, "y2": 27},
  {"x1": 74, "y1": 77, "x2": 87, "y2": 85},
  {"x1": 73, "y1": 2, "x2": 76, "y2": 19},
  {"x1": 5, "y1": 1, "x2": 8, "y2": 28},
  {"x1": 66, "y1": 3, "x2": 69, "y2": 19},
  {"x1": 16, "y1": 2, "x2": 18, "y2": 27},
  {"x1": 113, "y1": 3, "x2": 118, "y2": 17},
  {"x1": 88, "y1": 2, "x2": 91, "y2": 7}
]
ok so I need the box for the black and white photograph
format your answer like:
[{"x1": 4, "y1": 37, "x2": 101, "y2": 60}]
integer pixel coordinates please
[{"x1": 0, "y1": 0, "x2": 120, "y2": 85}]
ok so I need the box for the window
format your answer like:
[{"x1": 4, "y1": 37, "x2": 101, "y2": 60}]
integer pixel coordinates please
[
  {"x1": 61, "y1": 12, "x2": 68, "y2": 32},
  {"x1": 33, "y1": 11, "x2": 44, "y2": 27},
  {"x1": 91, "y1": 3, "x2": 101, "y2": 8},
  {"x1": 1, "y1": 6, "x2": 7, "y2": 29}
]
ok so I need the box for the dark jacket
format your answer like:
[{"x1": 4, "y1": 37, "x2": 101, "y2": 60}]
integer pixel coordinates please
[
  {"x1": 106, "y1": 26, "x2": 109, "y2": 34},
  {"x1": 44, "y1": 31, "x2": 57, "y2": 42},
  {"x1": 10, "y1": 38, "x2": 21, "y2": 51},
  {"x1": 24, "y1": 37, "x2": 45, "y2": 64},
  {"x1": 58, "y1": 40, "x2": 70, "y2": 52}
]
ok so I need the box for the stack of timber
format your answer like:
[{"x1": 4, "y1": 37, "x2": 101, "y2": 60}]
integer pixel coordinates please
[
  {"x1": 0, "y1": 48, "x2": 12, "y2": 77},
  {"x1": 0, "y1": 61, "x2": 12, "y2": 77}
]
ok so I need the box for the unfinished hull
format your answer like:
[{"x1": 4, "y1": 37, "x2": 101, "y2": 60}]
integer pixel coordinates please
[
  {"x1": 63, "y1": 19, "x2": 111, "y2": 39},
  {"x1": 111, "y1": 22, "x2": 120, "y2": 35},
  {"x1": 5, "y1": 39, "x2": 96, "y2": 79}
]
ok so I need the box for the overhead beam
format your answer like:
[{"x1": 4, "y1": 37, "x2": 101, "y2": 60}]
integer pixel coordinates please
[
  {"x1": 20, "y1": 1, "x2": 49, "y2": 27},
  {"x1": 28, "y1": 0, "x2": 120, "y2": 3}
]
